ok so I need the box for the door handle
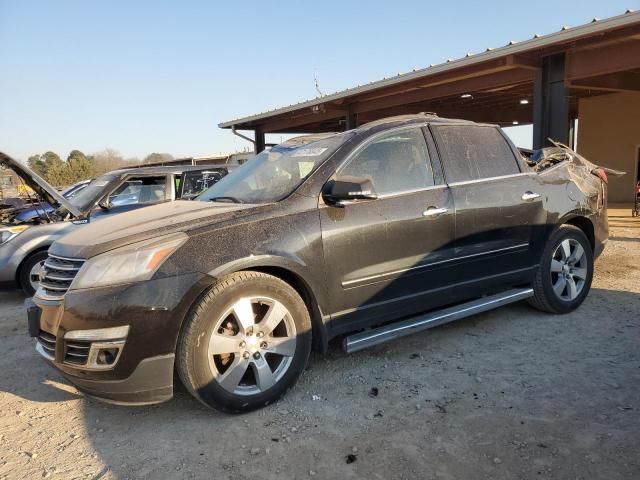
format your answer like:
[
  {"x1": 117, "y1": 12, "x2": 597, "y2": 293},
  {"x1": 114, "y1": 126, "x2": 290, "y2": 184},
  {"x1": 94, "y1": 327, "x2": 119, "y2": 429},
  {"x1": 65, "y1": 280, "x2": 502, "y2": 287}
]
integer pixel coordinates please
[
  {"x1": 423, "y1": 207, "x2": 448, "y2": 217},
  {"x1": 521, "y1": 191, "x2": 541, "y2": 201}
]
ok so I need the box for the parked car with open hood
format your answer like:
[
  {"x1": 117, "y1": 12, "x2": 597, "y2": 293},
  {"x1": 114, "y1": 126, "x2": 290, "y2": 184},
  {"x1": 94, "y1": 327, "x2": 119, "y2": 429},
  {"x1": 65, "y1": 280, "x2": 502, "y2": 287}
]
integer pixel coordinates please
[
  {"x1": 27, "y1": 114, "x2": 614, "y2": 412},
  {"x1": 0, "y1": 153, "x2": 234, "y2": 295},
  {"x1": 9, "y1": 179, "x2": 92, "y2": 223}
]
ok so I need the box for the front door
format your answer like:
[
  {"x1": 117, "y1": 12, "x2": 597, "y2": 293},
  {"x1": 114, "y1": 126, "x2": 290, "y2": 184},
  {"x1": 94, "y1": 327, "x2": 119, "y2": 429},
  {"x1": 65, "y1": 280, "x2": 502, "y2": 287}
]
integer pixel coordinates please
[
  {"x1": 319, "y1": 126, "x2": 456, "y2": 335},
  {"x1": 91, "y1": 174, "x2": 171, "y2": 221}
]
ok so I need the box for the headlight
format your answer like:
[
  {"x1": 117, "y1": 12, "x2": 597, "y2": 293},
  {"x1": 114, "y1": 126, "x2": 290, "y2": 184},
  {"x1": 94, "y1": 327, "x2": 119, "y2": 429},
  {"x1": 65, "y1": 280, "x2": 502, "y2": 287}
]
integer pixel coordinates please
[
  {"x1": 0, "y1": 225, "x2": 30, "y2": 245},
  {"x1": 69, "y1": 233, "x2": 188, "y2": 290}
]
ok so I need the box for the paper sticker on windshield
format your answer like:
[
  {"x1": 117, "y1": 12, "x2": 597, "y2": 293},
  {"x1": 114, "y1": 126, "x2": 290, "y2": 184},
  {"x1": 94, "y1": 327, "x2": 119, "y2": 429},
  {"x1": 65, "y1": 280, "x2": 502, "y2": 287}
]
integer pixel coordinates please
[
  {"x1": 291, "y1": 147, "x2": 327, "y2": 157},
  {"x1": 298, "y1": 162, "x2": 314, "y2": 178}
]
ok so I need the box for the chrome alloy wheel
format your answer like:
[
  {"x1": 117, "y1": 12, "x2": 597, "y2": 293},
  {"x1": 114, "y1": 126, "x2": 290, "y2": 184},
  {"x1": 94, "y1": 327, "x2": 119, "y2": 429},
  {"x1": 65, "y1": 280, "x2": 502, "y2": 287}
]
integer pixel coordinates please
[
  {"x1": 207, "y1": 297, "x2": 297, "y2": 396},
  {"x1": 29, "y1": 259, "x2": 46, "y2": 293},
  {"x1": 550, "y1": 238, "x2": 588, "y2": 301}
]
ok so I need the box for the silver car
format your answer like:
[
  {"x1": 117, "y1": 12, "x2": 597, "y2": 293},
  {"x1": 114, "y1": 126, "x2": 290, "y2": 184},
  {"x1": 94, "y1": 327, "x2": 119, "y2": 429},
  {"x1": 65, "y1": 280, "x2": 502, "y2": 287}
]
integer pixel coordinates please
[{"x1": 0, "y1": 153, "x2": 234, "y2": 295}]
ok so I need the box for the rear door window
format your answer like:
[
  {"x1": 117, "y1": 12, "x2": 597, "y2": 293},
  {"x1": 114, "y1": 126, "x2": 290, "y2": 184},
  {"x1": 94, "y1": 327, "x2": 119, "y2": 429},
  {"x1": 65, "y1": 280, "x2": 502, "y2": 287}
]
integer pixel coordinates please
[
  {"x1": 340, "y1": 127, "x2": 435, "y2": 196},
  {"x1": 432, "y1": 125, "x2": 521, "y2": 183},
  {"x1": 180, "y1": 170, "x2": 225, "y2": 199}
]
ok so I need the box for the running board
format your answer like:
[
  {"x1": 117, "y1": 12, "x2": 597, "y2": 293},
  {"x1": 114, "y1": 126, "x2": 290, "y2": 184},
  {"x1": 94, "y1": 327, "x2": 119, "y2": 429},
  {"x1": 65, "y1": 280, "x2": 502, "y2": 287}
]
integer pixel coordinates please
[{"x1": 343, "y1": 288, "x2": 534, "y2": 353}]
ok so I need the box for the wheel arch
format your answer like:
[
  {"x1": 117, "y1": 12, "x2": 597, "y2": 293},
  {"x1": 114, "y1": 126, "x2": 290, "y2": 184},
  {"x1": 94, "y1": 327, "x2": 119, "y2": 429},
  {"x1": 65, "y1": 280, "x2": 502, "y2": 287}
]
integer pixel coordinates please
[
  {"x1": 559, "y1": 214, "x2": 595, "y2": 251},
  {"x1": 247, "y1": 266, "x2": 328, "y2": 353},
  {"x1": 15, "y1": 245, "x2": 50, "y2": 288},
  {"x1": 204, "y1": 255, "x2": 330, "y2": 353}
]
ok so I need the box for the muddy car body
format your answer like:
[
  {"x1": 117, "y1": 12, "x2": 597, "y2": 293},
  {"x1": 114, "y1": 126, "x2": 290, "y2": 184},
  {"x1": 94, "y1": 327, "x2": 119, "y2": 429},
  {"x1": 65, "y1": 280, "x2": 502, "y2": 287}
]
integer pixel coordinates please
[
  {"x1": 0, "y1": 155, "x2": 234, "y2": 295},
  {"x1": 29, "y1": 114, "x2": 611, "y2": 412}
]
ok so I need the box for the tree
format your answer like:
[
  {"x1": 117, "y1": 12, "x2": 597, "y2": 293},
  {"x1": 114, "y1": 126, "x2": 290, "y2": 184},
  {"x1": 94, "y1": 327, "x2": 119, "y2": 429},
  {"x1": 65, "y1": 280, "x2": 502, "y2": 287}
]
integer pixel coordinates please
[
  {"x1": 93, "y1": 148, "x2": 126, "y2": 175},
  {"x1": 67, "y1": 150, "x2": 96, "y2": 183},
  {"x1": 123, "y1": 157, "x2": 141, "y2": 166},
  {"x1": 27, "y1": 155, "x2": 46, "y2": 177},
  {"x1": 143, "y1": 152, "x2": 174, "y2": 164},
  {"x1": 41, "y1": 151, "x2": 68, "y2": 186}
]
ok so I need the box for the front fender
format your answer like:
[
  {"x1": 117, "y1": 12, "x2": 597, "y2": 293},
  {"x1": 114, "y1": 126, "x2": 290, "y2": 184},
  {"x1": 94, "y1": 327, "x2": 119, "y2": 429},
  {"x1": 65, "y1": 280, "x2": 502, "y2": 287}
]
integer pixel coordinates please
[
  {"x1": 207, "y1": 253, "x2": 309, "y2": 280},
  {"x1": 205, "y1": 254, "x2": 330, "y2": 352},
  {"x1": 206, "y1": 253, "x2": 327, "y2": 317},
  {"x1": 14, "y1": 222, "x2": 76, "y2": 259}
]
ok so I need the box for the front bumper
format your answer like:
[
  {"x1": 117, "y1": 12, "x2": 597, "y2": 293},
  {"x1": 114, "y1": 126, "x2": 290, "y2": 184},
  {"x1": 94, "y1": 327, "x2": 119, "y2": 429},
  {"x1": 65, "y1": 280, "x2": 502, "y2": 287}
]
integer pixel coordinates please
[
  {"x1": 61, "y1": 353, "x2": 175, "y2": 405},
  {"x1": 29, "y1": 272, "x2": 208, "y2": 405}
]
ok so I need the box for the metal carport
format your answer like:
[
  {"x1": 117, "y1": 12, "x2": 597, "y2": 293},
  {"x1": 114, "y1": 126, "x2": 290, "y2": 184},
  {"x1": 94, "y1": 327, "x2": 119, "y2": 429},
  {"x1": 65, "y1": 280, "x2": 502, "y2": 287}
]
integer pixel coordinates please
[{"x1": 220, "y1": 10, "x2": 640, "y2": 202}]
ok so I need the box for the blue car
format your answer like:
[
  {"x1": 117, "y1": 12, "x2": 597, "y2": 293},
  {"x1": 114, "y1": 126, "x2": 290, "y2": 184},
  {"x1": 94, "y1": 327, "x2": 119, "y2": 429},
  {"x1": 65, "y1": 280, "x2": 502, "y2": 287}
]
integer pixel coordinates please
[{"x1": 13, "y1": 180, "x2": 92, "y2": 222}]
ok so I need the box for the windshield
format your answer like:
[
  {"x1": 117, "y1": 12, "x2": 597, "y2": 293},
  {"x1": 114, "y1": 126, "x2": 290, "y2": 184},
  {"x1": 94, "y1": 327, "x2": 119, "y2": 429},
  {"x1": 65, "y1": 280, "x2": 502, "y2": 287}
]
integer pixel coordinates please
[
  {"x1": 198, "y1": 135, "x2": 345, "y2": 204},
  {"x1": 67, "y1": 175, "x2": 117, "y2": 212}
]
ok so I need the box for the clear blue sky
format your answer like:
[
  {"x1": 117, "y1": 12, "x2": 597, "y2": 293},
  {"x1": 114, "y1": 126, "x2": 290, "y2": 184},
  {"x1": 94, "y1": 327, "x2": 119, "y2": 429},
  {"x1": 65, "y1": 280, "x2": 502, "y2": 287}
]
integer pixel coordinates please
[{"x1": 0, "y1": 0, "x2": 636, "y2": 161}]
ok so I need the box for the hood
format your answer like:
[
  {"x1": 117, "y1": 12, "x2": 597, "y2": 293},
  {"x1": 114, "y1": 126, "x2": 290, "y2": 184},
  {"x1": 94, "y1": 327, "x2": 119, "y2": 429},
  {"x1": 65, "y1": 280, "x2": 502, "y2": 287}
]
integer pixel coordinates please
[
  {"x1": 50, "y1": 199, "x2": 258, "y2": 259},
  {"x1": 0, "y1": 152, "x2": 82, "y2": 217}
]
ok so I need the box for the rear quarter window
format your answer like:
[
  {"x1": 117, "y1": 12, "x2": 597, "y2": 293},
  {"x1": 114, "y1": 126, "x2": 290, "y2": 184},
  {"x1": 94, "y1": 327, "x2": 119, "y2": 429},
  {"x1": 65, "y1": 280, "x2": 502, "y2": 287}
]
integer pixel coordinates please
[{"x1": 432, "y1": 125, "x2": 521, "y2": 183}]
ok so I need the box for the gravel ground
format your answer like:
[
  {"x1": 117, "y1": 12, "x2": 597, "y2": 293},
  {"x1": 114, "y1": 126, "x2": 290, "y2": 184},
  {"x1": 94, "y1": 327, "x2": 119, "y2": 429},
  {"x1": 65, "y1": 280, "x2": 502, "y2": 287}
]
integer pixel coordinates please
[{"x1": 1, "y1": 208, "x2": 639, "y2": 480}]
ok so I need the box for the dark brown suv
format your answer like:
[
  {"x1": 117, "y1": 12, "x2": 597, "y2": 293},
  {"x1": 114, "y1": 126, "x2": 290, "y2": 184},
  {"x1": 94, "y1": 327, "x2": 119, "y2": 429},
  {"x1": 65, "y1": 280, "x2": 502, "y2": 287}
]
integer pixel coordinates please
[{"x1": 27, "y1": 114, "x2": 610, "y2": 412}]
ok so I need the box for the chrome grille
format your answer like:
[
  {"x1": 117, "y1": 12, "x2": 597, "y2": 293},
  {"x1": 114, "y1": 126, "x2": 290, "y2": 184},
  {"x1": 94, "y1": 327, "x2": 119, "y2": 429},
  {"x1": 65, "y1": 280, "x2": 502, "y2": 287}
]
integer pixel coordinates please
[
  {"x1": 37, "y1": 330, "x2": 56, "y2": 359},
  {"x1": 64, "y1": 339, "x2": 91, "y2": 366},
  {"x1": 38, "y1": 254, "x2": 85, "y2": 299}
]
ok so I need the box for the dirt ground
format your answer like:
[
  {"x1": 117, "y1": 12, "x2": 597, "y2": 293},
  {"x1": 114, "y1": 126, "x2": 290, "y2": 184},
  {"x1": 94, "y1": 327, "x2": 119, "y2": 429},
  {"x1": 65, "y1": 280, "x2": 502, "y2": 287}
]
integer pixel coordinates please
[{"x1": 1, "y1": 207, "x2": 639, "y2": 480}]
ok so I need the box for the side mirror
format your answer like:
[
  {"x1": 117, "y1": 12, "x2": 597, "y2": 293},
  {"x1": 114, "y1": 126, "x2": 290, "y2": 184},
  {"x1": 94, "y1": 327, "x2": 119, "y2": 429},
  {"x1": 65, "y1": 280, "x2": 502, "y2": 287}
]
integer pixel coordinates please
[
  {"x1": 322, "y1": 176, "x2": 378, "y2": 206},
  {"x1": 98, "y1": 198, "x2": 111, "y2": 210}
]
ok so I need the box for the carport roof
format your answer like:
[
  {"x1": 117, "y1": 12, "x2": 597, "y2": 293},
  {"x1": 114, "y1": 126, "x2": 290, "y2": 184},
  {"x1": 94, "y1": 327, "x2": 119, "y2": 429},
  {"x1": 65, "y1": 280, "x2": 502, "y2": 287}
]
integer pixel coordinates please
[{"x1": 219, "y1": 10, "x2": 640, "y2": 133}]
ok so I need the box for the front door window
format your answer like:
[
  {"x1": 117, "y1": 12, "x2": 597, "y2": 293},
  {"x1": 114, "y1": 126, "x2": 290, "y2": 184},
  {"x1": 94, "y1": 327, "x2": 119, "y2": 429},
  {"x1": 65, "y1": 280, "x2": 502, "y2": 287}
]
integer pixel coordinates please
[{"x1": 109, "y1": 176, "x2": 167, "y2": 207}]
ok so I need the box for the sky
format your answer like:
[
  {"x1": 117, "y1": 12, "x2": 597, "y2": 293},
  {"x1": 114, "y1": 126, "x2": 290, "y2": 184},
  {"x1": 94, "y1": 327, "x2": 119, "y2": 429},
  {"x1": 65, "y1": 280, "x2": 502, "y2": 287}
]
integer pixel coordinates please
[{"x1": 0, "y1": 0, "x2": 636, "y2": 162}]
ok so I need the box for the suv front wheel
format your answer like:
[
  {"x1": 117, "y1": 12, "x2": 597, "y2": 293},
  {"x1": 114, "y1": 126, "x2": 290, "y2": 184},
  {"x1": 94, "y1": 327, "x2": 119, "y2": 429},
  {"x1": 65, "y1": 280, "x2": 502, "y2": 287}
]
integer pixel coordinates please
[
  {"x1": 529, "y1": 224, "x2": 594, "y2": 314},
  {"x1": 177, "y1": 271, "x2": 312, "y2": 413},
  {"x1": 19, "y1": 250, "x2": 49, "y2": 297}
]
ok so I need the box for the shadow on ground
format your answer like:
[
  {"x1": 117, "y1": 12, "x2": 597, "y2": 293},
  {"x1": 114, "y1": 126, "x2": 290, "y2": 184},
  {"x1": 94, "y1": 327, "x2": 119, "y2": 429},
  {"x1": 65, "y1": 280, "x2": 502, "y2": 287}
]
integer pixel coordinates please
[{"x1": 2, "y1": 285, "x2": 639, "y2": 479}]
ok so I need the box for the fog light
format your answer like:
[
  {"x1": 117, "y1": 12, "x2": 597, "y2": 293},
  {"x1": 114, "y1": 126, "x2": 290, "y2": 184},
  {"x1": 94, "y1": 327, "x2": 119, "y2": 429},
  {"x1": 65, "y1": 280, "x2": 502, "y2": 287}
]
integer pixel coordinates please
[
  {"x1": 73, "y1": 340, "x2": 126, "y2": 370},
  {"x1": 96, "y1": 348, "x2": 120, "y2": 366}
]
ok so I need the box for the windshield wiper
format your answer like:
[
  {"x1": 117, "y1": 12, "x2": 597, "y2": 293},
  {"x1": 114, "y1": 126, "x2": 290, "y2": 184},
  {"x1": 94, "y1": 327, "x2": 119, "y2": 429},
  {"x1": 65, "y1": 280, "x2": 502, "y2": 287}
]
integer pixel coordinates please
[{"x1": 209, "y1": 196, "x2": 243, "y2": 204}]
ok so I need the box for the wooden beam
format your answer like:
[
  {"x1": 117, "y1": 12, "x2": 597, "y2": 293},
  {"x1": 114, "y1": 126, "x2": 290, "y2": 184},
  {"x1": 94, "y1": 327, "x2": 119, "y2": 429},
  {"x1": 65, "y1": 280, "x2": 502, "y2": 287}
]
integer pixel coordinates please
[
  {"x1": 351, "y1": 68, "x2": 534, "y2": 115},
  {"x1": 352, "y1": 58, "x2": 512, "y2": 104},
  {"x1": 569, "y1": 71, "x2": 640, "y2": 92},
  {"x1": 566, "y1": 39, "x2": 640, "y2": 80},
  {"x1": 258, "y1": 107, "x2": 346, "y2": 133},
  {"x1": 505, "y1": 54, "x2": 541, "y2": 70}
]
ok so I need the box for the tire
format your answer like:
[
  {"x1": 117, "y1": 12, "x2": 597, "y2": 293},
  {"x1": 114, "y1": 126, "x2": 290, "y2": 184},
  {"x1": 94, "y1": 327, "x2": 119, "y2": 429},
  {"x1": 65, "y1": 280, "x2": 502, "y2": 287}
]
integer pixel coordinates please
[
  {"x1": 528, "y1": 225, "x2": 594, "y2": 314},
  {"x1": 19, "y1": 250, "x2": 49, "y2": 297},
  {"x1": 177, "y1": 271, "x2": 312, "y2": 413}
]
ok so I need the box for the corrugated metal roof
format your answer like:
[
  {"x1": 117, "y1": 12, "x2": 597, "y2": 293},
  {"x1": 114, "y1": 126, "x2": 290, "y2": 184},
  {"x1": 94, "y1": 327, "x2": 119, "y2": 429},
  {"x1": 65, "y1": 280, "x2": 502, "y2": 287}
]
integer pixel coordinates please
[{"x1": 219, "y1": 10, "x2": 639, "y2": 129}]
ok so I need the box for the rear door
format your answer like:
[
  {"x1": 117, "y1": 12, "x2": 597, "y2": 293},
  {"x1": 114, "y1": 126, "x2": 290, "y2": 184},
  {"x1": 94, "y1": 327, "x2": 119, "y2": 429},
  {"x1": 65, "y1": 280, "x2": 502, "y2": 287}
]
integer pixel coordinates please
[
  {"x1": 430, "y1": 124, "x2": 546, "y2": 283},
  {"x1": 319, "y1": 126, "x2": 456, "y2": 334}
]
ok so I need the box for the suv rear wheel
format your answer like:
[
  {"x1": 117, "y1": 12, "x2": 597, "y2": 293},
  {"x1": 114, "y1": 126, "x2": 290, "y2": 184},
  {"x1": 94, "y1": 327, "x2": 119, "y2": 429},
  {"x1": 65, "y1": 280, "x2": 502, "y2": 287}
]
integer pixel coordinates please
[
  {"x1": 529, "y1": 225, "x2": 594, "y2": 314},
  {"x1": 177, "y1": 271, "x2": 312, "y2": 413}
]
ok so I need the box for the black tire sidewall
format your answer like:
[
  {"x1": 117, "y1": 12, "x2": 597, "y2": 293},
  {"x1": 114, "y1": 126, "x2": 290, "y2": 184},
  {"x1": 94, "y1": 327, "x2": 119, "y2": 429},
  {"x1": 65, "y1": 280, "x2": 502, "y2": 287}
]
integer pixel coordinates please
[
  {"x1": 180, "y1": 274, "x2": 312, "y2": 412},
  {"x1": 19, "y1": 250, "x2": 49, "y2": 296},
  {"x1": 539, "y1": 227, "x2": 594, "y2": 313}
]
